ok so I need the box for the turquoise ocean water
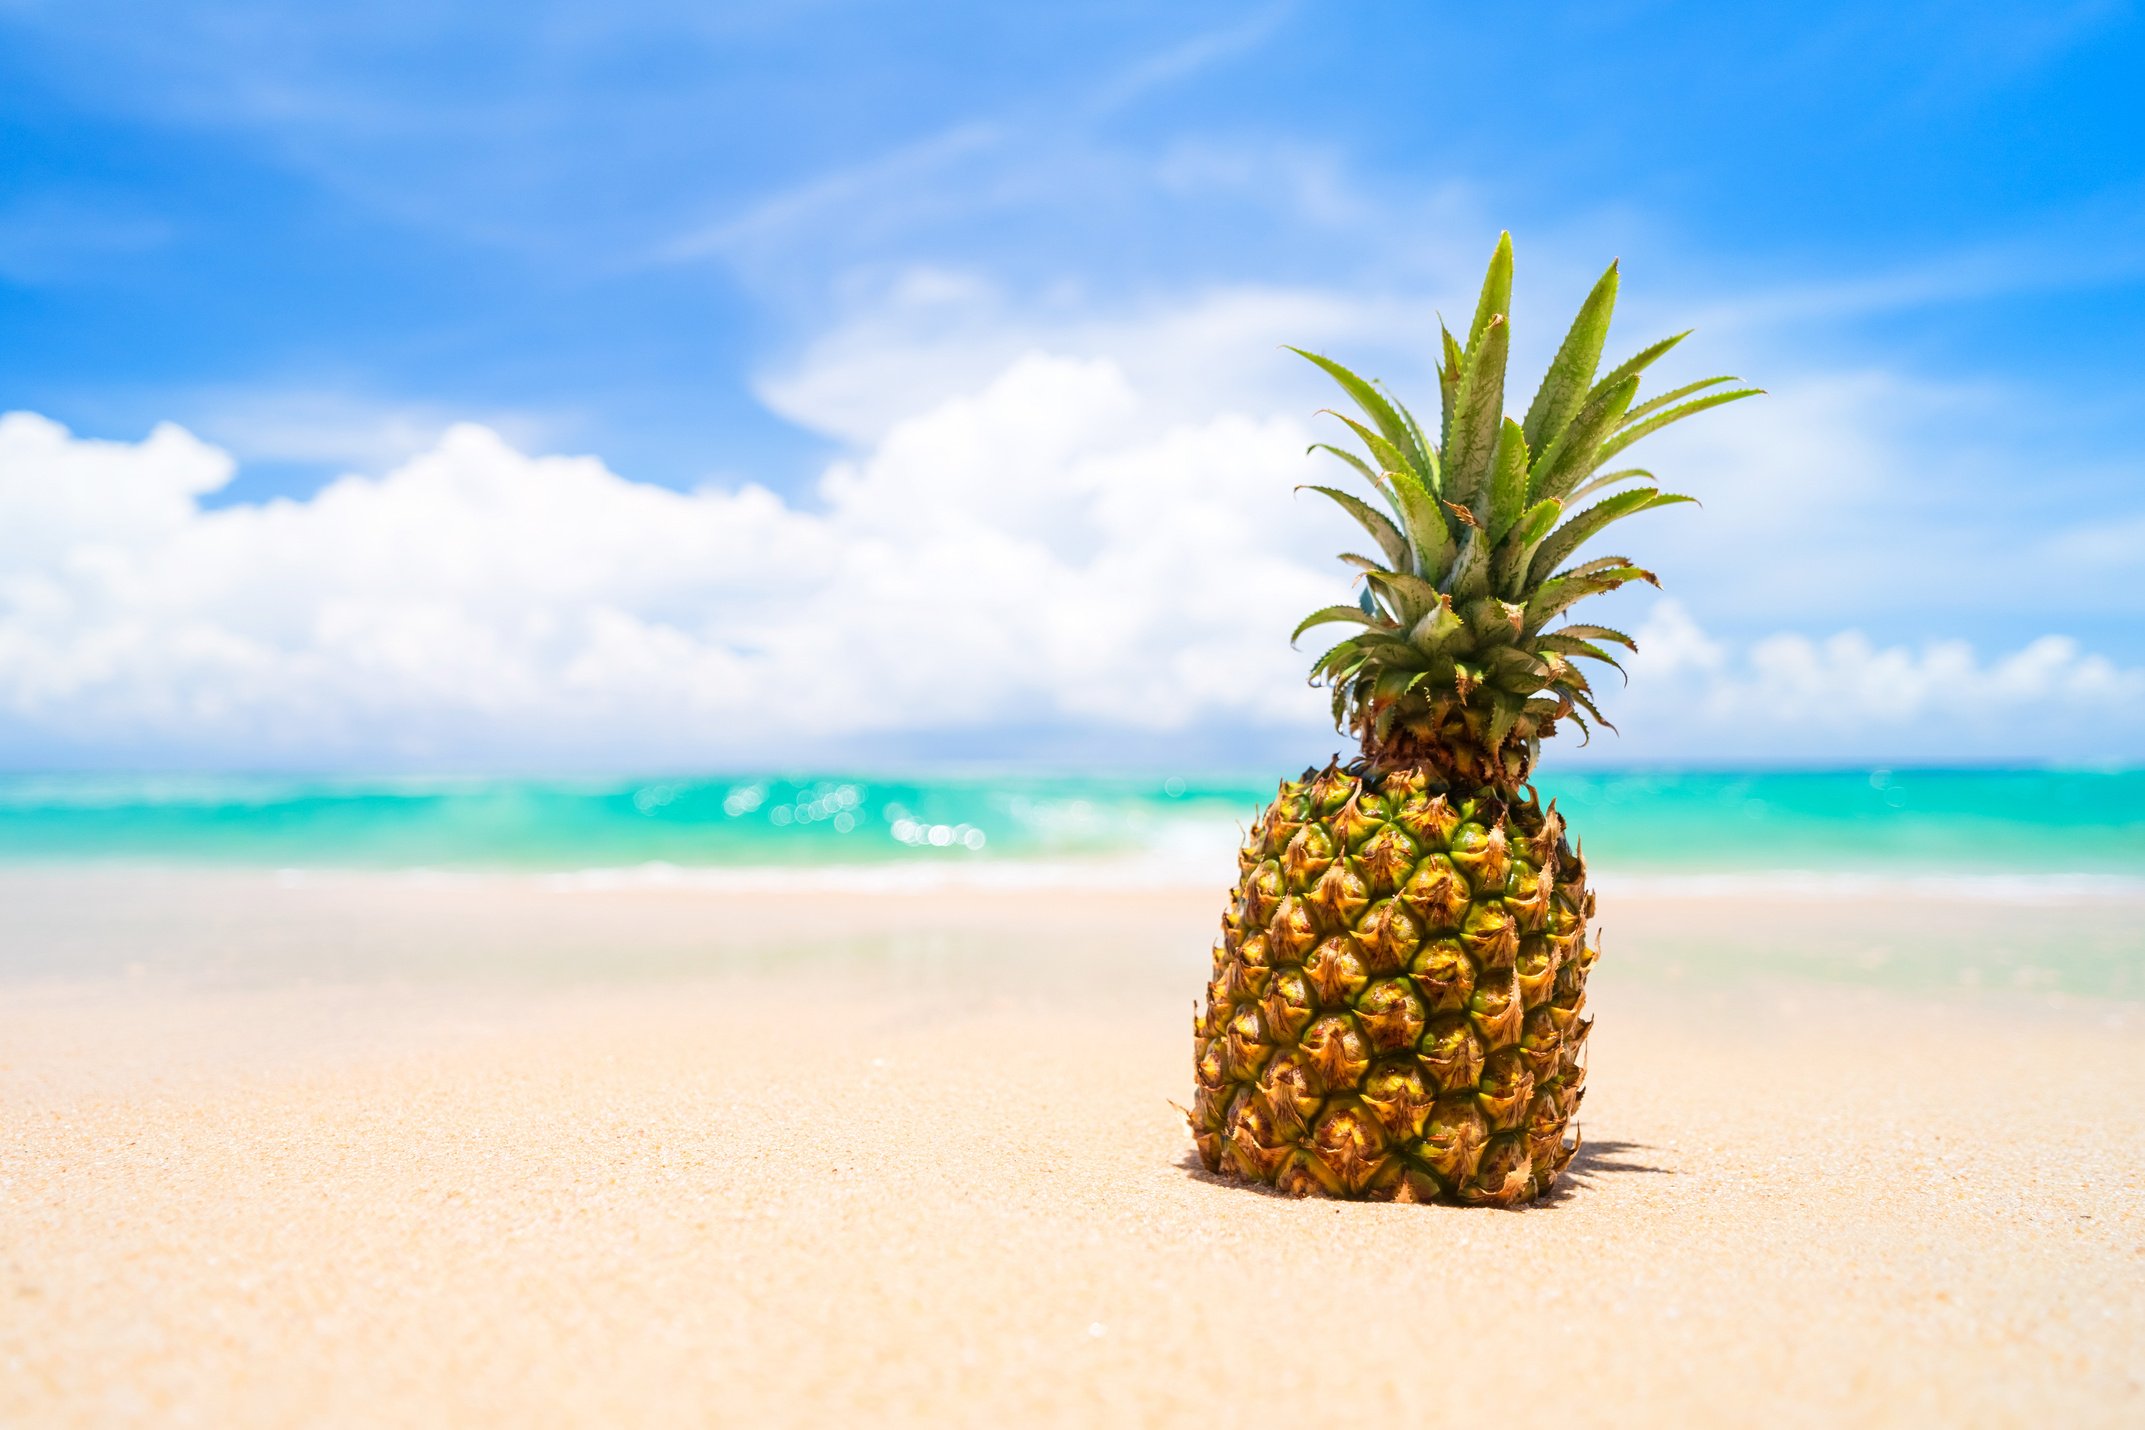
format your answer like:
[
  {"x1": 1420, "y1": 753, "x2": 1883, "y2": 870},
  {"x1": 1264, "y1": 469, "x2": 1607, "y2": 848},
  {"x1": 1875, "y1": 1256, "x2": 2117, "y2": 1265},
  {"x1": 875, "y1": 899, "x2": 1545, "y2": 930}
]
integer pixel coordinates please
[{"x1": 3, "y1": 768, "x2": 2140, "y2": 884}]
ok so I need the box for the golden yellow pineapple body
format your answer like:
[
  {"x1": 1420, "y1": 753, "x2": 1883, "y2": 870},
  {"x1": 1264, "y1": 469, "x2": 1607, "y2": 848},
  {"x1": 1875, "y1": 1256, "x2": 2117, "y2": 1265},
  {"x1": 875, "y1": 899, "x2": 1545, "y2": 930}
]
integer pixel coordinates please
[{"x1": 1191, "y1": 762, "x2": 1594, "y2": 1204}]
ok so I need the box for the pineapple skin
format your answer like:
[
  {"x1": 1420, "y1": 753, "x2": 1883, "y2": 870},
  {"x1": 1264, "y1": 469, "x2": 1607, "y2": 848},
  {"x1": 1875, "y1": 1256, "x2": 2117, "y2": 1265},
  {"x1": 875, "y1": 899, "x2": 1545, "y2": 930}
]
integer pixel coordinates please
[
  {"x1": 1190, "y1": 760, "x2": 1595, "y2": 1205},
  {"x1": 1198, "y1": 231, "x2": 1753, "y2": 1204}
]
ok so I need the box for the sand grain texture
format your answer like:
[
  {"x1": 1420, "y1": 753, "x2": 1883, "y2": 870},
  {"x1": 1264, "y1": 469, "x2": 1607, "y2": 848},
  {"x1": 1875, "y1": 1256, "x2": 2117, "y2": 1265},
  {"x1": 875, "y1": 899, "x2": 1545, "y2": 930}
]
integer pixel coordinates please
[{"x1": 3, "y1": 880, "x2": 2142, "y2": 1427}]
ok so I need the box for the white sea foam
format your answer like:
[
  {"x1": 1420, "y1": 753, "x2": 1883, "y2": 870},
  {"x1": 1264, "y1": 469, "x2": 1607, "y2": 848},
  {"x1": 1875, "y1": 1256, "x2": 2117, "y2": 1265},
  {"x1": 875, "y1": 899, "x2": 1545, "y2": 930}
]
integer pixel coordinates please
[
  {"x1": 505, "y1": 859, "x2": 2145, "y2": 904},
  {"x1": 1592, "y1": 870, "x2": 2145, "y2": 904},
  {"x1": 534, "y1": 857, "x2": 1224, "y2": 895}
]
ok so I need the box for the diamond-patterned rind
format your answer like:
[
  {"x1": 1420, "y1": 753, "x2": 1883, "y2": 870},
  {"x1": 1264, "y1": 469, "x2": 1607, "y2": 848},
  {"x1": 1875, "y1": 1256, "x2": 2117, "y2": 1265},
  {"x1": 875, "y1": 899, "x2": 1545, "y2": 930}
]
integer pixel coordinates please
[{"x1": 1189, "y1": 761, "x2": 1596, "y2": 1206}]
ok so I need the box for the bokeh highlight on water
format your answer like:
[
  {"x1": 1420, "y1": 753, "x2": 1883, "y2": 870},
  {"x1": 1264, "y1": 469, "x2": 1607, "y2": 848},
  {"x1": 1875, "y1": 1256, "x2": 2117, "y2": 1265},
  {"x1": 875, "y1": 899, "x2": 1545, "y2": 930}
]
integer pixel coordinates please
[{"x1": 2, "y1": 768, "x2": 2140, "y2": 883}]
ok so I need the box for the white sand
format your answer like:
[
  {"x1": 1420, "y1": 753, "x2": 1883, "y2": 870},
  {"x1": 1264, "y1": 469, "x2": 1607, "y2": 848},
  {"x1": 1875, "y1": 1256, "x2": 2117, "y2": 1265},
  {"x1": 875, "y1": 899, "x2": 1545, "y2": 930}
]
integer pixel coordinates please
[{"x1": 2, "y1": 873, "x2": 2141, "y2": 1426}]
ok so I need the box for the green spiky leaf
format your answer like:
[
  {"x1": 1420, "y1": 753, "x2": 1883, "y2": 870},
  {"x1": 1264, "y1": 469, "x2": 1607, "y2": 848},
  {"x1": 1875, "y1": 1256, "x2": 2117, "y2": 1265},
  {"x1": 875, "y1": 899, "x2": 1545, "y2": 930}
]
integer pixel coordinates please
[
  {"x1": 1485, "y1": 691, "x2": 1524, "y2": 756},
  {"x1": 1552, "y1": 554, "x2": 1647, "y2": 584},
  {"x1": 1524, "y1": 564, "x2": 1657, "y2": 632},
  {"x1": 1461, "y1": 595, "x2": 1524, "y2": 645},
  {"x1": 1364, "y1": 639, "x2": 1431, "y2": 670},
  {"x1": 1527, "y1": 374, "x2": 1638, "y2": 506},
  {"x1": 1589, "y1": 331, "x2": 1688, "y2": 401},
  {"x1": 1492, "y1": 497, "x2": 1562, "y2": 597},
  {"x1": 1486, "y1": 417, "x2": 1530, "y2": 541},
  {"x1": 1537, "y1": 633, "x2": 1629, "y2": 684},
  {"x1": 1301, "y1": 485, "x2": 1408, "y2": 571},
  {"x1": 1408, "y1": 594, "x2": 1465, "y2": 651},
  {"x1": 1566, "y1": 466, "x2": 1653, "y2": 503},
  {"x1": 1553, "y1": 622, "x2": 1638, "y2": 651},
  {"x1": 1618, "y1": 376, "x2": 1740, "y2": 429},
  {"x1": 1526, "y1": 488, "x2": 1691, "y2": 588},
  {"x1": 1289, "y1": 348, "x2": 1431, "y2": 478},
  {"x1": 1306, "y1": 636, "x2": 1368, "y2": 682},
  {"x1": 1569, "y1": 687, "x2": 1620, "y2": 733},
  {"x1": 1443, "y1": 523, "x2": 1491, "y2": 602},
  {"x1": 1281, "y1": 241, "x2": 1755, "y2": 763},
  {"x1": 1522, "y1": 260, "x2": 1619, "y2": 452},
  {"x1": 1365, "y1": 569, "x2": 1441, "y2": 626},
  {"x1": 1485, "y1": 645, "x2": 1551, "y2": 694},
  {"x1": 1543, "y1": 652, "x2": 1595, "y2": 697},
  {"x1": 1437, "y1": 323, "x2": 1463, "y2": 453},
  {"x1": 1444, "y1": 315, "x2": 1509, "y2": 518},
  {"x1": 1308, "y1": 442, "x2": 1381, "y2": 488},
  {"x1": 1292, "y1": 605, "x2": 1388, "y2": 644},
  {"x1": 1387, "y1": 468, "x2": 1454, "y2": 583},
  {"x1": 1322, "y1": 411, "x2": 1416, "y2": 492},
  {"x1": 1595, "y1": 388, "x2": 1763, "y2": 465},
  {"x1": 1468, "y1": 232, "x2": 1514, "y2": 352},
  {"x1": 1382, "y1": 387, "x2": 1440, "y2": 493}
]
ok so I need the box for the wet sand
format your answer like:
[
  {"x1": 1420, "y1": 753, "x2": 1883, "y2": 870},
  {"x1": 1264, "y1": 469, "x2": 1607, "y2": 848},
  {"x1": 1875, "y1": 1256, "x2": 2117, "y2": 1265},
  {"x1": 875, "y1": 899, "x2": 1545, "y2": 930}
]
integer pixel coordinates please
[{"x1": 3, "y1": 872, "x2": 2141, "y2": 1426}]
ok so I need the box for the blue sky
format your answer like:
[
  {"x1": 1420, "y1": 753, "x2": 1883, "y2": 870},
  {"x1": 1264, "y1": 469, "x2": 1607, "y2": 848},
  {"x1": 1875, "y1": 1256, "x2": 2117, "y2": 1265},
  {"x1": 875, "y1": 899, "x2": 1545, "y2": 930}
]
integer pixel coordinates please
[{"x1": 2, "y1": 2, "x2": 2142, "y2": 769}]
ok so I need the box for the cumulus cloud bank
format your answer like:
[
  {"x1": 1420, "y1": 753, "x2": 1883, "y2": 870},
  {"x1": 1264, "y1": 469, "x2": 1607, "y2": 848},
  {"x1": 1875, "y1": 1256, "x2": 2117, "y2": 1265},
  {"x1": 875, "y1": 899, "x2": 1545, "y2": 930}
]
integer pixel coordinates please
[
  {"x1": 0, "y1": 357, "x2": 1336, "y2": 764},
  {"x1": 1, "y1": 344, "x2": 2137, "y2": 767},
  {"x1": 1619, "y1": 602, "x2": 2143, "y2": 756}
]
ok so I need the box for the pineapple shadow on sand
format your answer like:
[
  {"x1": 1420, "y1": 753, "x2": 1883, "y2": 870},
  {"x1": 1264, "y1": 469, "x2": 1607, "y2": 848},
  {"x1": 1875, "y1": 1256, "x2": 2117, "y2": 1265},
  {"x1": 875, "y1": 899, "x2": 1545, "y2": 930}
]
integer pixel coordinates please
[
  {"x1": 1183, "y1": 230, "x2": 1754, "y2": 1209},
  {"x1": 1173, "y1": 1139, "x2": 1673, "y2": 1210}
]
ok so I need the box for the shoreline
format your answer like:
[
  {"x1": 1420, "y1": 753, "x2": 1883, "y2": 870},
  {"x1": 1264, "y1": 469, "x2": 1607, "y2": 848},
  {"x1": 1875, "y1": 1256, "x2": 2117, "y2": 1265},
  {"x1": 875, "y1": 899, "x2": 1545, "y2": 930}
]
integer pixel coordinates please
[
  {"x1": 6, "y1": 865, "x2": 2140, "y2": 1003},
  {"x1": 2, "y1": 856, "x2": 2143, "y2": 901}
]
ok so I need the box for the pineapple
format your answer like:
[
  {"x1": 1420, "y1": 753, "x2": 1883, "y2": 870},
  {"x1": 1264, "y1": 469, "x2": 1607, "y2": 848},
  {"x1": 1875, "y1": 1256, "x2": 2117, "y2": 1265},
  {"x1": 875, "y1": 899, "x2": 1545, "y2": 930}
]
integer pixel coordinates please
[{"x1": 1189, "y1": 234, "x2": 1756, "y2": 1205}]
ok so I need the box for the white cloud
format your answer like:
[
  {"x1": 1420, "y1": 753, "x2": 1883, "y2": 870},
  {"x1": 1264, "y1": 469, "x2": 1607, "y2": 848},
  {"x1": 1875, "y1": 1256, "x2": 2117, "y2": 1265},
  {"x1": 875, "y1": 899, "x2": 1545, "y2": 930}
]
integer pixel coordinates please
[
  {"x1": 754, "y1": 274, "x2": 1407, "y2": 446},
  {"x1": 0, "y1": 359, "x2": 1339, "y2": 765},
  {"x1": 4, "y1": 297, "x2": 2141, "y2": 768},
  {"x1": 756, "y1": 255, "x2": 2145, "y2": 651},
  {"x1": 185, "y1": 389, "x2": 565, "y2": 473},
  {"x1": 1601, "y1": 600, "x2": 2145, "y2": 759}
]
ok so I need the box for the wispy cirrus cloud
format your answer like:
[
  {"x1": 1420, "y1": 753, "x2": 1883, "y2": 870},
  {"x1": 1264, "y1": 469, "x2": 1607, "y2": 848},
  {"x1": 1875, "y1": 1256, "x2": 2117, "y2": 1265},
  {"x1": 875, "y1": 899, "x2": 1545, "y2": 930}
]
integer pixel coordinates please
[
  {"x1": 0, "y1": 194, "x2": 175, "y2": 284},
  {"x1": 661, "y1": 2, "x2": 1298, "y2": 269},
  {"x1": 658, "y1": 123, "x2": 1007, "y2": 267},
  {"x1": 1077, "y1": 1, "x2": 1295, "y2": 118}
]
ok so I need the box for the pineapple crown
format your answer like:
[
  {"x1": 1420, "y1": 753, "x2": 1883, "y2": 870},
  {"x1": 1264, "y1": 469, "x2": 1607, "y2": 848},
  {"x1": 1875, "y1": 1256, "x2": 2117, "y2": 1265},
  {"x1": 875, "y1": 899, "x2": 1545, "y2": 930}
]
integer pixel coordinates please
[{"x1": 1292, "y1": 232, "x2": 1759, "y2": 788}]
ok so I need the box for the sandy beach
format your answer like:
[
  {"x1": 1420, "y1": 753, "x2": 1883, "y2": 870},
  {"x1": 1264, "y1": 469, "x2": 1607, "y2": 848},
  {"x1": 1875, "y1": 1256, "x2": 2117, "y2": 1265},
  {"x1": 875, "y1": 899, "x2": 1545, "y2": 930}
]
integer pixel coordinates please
[{"x1": 3, "y1": 871, "x2": 2141, "y2": 1426}]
